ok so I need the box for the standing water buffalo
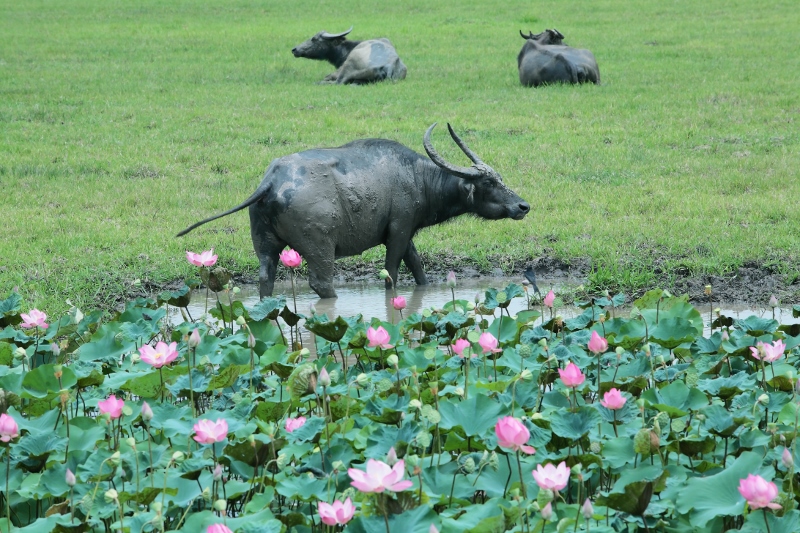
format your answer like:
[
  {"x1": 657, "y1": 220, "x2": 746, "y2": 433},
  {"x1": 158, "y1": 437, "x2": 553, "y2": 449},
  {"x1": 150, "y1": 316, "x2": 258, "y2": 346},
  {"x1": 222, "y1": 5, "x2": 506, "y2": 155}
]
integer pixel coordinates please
[
  {"x1": 177, "y1": 124, "x2": 530, "y2": 299},
  {"x1": 291, "y1": 26, "x2": 407, "y2": 84},
  {"x1": 517, "y1": 29, "x2": 600, "y2": 87}
]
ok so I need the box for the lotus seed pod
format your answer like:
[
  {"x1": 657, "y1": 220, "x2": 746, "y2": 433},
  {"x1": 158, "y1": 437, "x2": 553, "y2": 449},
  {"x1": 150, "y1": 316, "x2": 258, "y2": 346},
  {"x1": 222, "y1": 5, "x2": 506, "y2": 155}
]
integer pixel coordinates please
[
  {"x1": 759, "y1": 394, "x2": 770, "y2": 405},
  {"x1": 655, "y1": 411, "x2": 670, "y2": 429},
  {"x1": 125, "y1": 437, "x2": 136, "y2": 449},
  {"x1": 13, "y1": 347, "x2": 26, "y2": 360},
  {"x1": 538, "y1": 338, "x2": 548, "y2": 348},
  {"x1": 590, "y1": 441, "x2": 602, "y2": 454},
  {"x1": 104, "y1": 489, "x2": 118, "y2": 503},
  {"x1": 489, "y1": 452, "x2": 499, "y2": 469},
  {"x1": 108, "y1": 451, "x2": 121, "y2": 466},
  {"x1": 518, "y1": 344, "x2": 532, "y2": 358},
  {"x1": 670, "y1": 419, "x2": 685, "y2": 433},
  {"x1": 379, "y1": 269, "x2": 390, "y2": 280},
  {"x1": 213, "y1": 499, "x2": 227, "y2": 512},
  {"x1": 387, "y1": 354, "x2": 399, "y2": 367},
  {"x1": 405, "y1": 454, "x2": 420, "y2": 468},
  {"x1": 462, "y1": 457, "x2": 476, "y2": 474},
  {"x1": 409, "y1": 399, "x2": 422, "y2": 410},
  {"x1": 171, "y1": 451, "x2": 185, "y2": 463},
  {"x1": 151, "y1": 501, "x2": 163, "y2": 513},
  {"x1": 356, "y1": 373, "x2": 370, "y2": 387},
  {"x1": 236, "y1": 316, "x2": 247, "y2": 326},
  {"x1": 685, "y1": 369, "x2": 699, "y2": 388},
  {"x1": 520, "y1": 369, "x2": 533, "y2": 382},
  {"x1": 332, "y1": 460, "x2": 345, "y2": 472},
  {"x1": 328, "y1": 369, "x2": 339, "y2": 383},
  {"x1": 454, "y1": 387, "x2": 465, "y2": 397},
  {"x1": 376, "y1": 378, "x2": 393, "y2": 392},
  {"x1": 571, "y1": 464, "x2": 582, "y2": 477},
  {"x1": 537, "y1": 488, "x2": 554, "y2": 505},
  {"x1": 276, "y1": 453, "x2": 288, "y2": 469},
  {"x1": 634, "y1": 429, "x2": 653, "y2": 456}
]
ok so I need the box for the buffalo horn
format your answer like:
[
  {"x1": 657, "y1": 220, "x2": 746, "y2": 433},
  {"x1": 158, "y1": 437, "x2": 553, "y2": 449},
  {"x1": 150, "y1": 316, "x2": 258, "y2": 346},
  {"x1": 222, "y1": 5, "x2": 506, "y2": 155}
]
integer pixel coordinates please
[
  {"x1": 321, "y1": 26, "x2": 353, "y2": 39},
  {"x1": 520, "y1": 30, "x2": 533, "y2": 40},
  {"x1": 423, "y1": 123, "x2": 483, "y2": 180},
  {"x1": 447, "y1": 123, "x2": 485, "y2": 166}
]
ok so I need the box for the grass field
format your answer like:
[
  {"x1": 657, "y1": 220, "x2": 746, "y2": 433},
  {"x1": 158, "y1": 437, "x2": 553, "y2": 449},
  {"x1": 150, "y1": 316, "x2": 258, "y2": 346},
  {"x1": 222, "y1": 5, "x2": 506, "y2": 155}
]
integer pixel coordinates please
[{"x1": 1, "y1": 0, "x2": 798, "y2": 314}]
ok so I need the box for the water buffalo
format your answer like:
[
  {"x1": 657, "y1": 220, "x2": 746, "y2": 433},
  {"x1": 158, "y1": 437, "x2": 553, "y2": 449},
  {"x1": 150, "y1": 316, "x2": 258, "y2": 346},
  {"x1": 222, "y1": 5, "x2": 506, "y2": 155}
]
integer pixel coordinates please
[
  {"x1": 291, "y1": 26, "x2": 407, "y2": 84},
  {"x1": 518, "y1": 29, "x2": 600, "y2": 87},
  {"x1": 177, "y1": 124, "x2": 530, "y2": 299}
]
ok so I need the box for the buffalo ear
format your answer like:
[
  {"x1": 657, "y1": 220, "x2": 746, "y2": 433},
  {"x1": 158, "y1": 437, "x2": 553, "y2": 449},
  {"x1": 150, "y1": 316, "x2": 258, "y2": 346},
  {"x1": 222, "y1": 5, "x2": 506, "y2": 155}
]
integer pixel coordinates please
[{"x1": 461, "y1": 182, "x2": 475, "y2": 203}]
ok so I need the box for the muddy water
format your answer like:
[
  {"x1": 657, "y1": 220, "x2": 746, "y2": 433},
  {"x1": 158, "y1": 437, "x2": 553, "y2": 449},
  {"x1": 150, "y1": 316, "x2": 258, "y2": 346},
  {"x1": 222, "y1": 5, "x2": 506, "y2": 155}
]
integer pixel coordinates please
[{"x1": 174, "y1": 278, "x2": 799, "y2": 336}]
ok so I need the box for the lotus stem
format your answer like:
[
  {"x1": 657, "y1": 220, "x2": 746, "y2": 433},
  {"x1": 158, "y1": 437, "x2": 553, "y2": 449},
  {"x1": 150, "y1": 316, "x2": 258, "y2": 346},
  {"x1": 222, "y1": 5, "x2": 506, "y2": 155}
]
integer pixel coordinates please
[{"x1": 515, "y1": 450, "x2": 527, "y2": 499}]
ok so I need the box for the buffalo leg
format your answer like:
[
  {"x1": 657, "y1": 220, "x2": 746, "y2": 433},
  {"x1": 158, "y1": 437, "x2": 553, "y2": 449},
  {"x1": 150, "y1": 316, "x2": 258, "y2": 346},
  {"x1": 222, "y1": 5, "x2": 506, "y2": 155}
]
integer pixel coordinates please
[
  {"x1": 249, "y1": 209, "x2": 284, "y2": 299},
  {"x1": 384, "y1": 233, "x2": 413, "y2": 290},
  {"x1": 402, "y1": 240, "x2": 428, "y2": 286}
]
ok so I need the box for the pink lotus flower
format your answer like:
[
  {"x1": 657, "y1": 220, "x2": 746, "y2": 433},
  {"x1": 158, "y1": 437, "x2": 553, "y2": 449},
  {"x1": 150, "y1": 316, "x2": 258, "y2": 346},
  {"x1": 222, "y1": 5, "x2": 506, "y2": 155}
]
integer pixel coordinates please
[
  {"x1": 193, "y1": 418, "x2": 229, "y2": 444},
  {"x1": 318, "y1": 498, "x2": 355, "y2": 526},
  {"x1": 285, "y1": 416, "x2": 307, "y2": 433},
  {"x1": 367, "y1": 326, "x2": 393, "y2": 349},
  {"x1": 139, "y1": 341, "x2": 179, "y2": 369},
  {"x1": 495, "y1": 416, "x2": 535, "y2": 454},
  {"x1": 588, "y1": 330, "x2": 608, "y2": 355},
  {"x1": 738, "y1": 474, "x2": 781, "y2": 510},
  {"x1": 186, "y1": 249, "x2": 218, "y2": 267},
  {"x1": 453, "y1": 338, "x2": 473, "y2": 358},
  {"x1": 65, "y1": 468, "x2": 76, "y2": 487},
  {"x1": 392, "y1": 296, "x2": 406, "y2": 311},
  {"x1": 348, "y1": 458, "x2": 413, "y2": 493},
  {"x1": 533, "y1": 461, "x2": 571, "y2": 491},
  {"x1": 0, "y1": 414, "x2": 19, "y2": 442},
  {"x1": 582, "y1": 498, "x2": 594, "y2": 519},
  {"x1": 141, "y1": 402, "x2": 154, "y2": 422},
  {"x1": 206, "y1": 525, "x2": 233, "y2": 533},
  {"x1": 543, "y1": 290, "x2": 555, "y2": 308},
  {"x1": 279, "y1": 248, "x2": 302, "y2": 268},
  {"x1": 98, "y1": 395, "x2": 124, "y2": 419},
  {"x1": 600, "y1": 388, "x2": 627, "y2": 410},
  {"x1": 20, "y1": 309, "x2": 48, "y2": 329},
  {"x1": 479, "y1": 332, "x2": 502, "y2": 354},
  {"x1": 558, "y1": 362, "x2": 585, "y2": 389},
  {"x1": 750, "y1": 340, "x2": 786, "y2": 363},
  {"x1": 188, "y1": 328, "x2": 202, "y2": 348}
]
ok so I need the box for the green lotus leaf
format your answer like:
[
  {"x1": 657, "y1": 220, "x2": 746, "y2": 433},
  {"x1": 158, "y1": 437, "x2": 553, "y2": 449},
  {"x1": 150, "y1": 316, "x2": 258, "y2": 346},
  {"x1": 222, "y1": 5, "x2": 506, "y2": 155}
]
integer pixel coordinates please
[
  {"x1": 549, "y1": 406, "x2": 602, "y2": 440},
  {"x1": 438, "y1": 393, "x2": 508, "y2": 438}
]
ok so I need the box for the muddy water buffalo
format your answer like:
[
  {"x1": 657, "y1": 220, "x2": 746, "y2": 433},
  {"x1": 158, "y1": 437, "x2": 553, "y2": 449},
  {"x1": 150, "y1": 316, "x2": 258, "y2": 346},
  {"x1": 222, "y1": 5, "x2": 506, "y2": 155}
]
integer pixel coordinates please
[
  {"x1": 177, "y1": 124, "x2": 530, "y2": 299},
  {"x1": 291, "y1": 26, "x2": 407, "y2": 84},
  {"x1": 518, "y1": 29, "x2": 600, "y2": 87}
]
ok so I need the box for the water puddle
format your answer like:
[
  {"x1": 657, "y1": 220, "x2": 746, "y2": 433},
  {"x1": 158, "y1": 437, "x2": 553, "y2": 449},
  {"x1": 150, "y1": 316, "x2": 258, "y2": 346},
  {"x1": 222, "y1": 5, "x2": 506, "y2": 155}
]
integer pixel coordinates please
[{"x1": 171, "y1": 278, "x2": 799, "y2": 336}]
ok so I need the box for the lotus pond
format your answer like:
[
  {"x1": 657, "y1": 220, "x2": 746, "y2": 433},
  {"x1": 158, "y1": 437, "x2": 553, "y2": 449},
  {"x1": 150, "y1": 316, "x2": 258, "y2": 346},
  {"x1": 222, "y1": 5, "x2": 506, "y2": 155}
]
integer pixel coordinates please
[{"x1": 2, "y1": 278, "x2": 800, "y2": 533}]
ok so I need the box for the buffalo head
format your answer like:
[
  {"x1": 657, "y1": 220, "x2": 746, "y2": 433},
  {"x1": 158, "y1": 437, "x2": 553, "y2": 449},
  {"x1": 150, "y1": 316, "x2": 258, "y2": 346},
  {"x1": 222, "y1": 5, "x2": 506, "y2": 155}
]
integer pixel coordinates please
[
  {"x1": 423, "y1": 123, "x2": 530, "y2": 221},
  {"x1": 520, "y1": 28, "x2": 565, "y2": 45},
  {"x1": 291, "y1": 27, "x2": 354, "y2": 60}
]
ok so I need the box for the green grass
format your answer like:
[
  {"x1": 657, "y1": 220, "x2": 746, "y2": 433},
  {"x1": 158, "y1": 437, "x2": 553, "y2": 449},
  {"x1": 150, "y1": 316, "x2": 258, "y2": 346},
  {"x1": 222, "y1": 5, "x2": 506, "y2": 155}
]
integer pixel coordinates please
[{"x1": 1, "y1": 0, "x2": 799, "y2": 313}]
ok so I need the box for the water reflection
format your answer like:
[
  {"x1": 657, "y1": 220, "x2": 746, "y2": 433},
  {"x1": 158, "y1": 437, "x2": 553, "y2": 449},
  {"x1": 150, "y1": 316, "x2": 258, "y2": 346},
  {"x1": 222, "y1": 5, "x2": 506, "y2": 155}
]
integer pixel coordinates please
[{"x1": 173, "y1": 278, "x2": 799, "y2": 336}]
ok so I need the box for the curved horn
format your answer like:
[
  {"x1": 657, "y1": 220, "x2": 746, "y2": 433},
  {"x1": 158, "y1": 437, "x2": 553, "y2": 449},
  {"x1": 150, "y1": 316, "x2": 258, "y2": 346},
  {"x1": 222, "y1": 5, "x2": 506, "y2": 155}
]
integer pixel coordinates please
[
  {"x1": 520, "y1": 29, "x2": 534, "y2": 40},
  {"x1": 552, "y1": 28, "x2": 564, "y2": 40},
  {"x1": 321, "y1": 26, "x2": 353, "y2": 39},
  {"x1": 423, "y1": 123, "x2": 483, "y2": 180},
  {"x1": 447, "y1": 123, "x2": 484, "y2": 166}
]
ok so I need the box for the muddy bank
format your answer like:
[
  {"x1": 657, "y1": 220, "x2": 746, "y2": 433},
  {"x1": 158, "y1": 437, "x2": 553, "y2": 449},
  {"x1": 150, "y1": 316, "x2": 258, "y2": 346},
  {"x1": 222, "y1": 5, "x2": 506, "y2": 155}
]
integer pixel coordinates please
[{"x1": 161, "y1": 254, "x2": 799, "y2": 307}]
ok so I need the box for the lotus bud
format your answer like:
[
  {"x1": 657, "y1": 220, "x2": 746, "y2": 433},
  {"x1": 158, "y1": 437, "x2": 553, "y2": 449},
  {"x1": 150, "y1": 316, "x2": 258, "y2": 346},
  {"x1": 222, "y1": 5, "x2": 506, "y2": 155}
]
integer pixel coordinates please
[
  {"x1": 387, "y1": 354, "x2": 399, "y2": 367},
  {"x1": 13, "y1": 347, "x2": 26, "y2": 360},
  {"x1": 714, "y1": 307, "x2": 721, "y2": 316},
  {"x1": 213, "y1": 463, "x2": 223, "y2": 480},
  {"x1": 356, "y1": 373, "x2": 369, "y2": 387},
  {"x1": 104, "y1": 488, "x2": 119, "y2": 503},
  {"x1": 386, "y1": 447, "x2": 399, "y2": 466},
  {"x1": 582, "y1": 498, "x2": 594, "y2": 519},
  {"x1": 319, "y1": 367, "x2": 331, "y2": 387},
  {"x1": 51, "y1": 343, "x2": 61, "y2": 358},
  {"x1": 213, "y1": 499, "x2": 227, "y2": 512},
  {"x1": 379, "y1": 269, "x2": 390, "y2": 280},
  {"x1": 770, "y1": 295, "x2": 779, "y2": 308},
  {"x1": 188, "y1": 329, "x2": 201, "y2": 349},
  {"x1": 309, "y1": 302, "x2": 316, "y2": 315},
  {"x1": 235, "y1": 316, "x2": 246, "y2": 326},
  {"x1": 446, "y1": 271, "x2": 456, "y2": 288},
  {"x1": 704, "y1": 285, "x2": 712, "y2": 296},
  {"x1": 454, "y1": 387, "x2": 465, "y2": 397},
  {"x1": 171, "y1": 451, "x2": 185, "y2": 463},
  {"x1": 108, "y1": 451, "x2": 121, "y2": 466},
  {"x1": 247, "y1": 332, "x2": 256, "y2": 348},
  {"x1": 720, "y1": 329, "x2": 729, "y2": 342},
  {"x1": 519, "y1": 369, "x2": 533, "y2": 382},
  {"x1": 409, "y1": 399, "x2": 422, "y2": 410},
  {"x1": 759, "y1": 394, "x2": 770, "y2": 406},
  {"x1": 782, "y1": 447, "x2": 794, "y2": 470},
  {"x1": 541, "y1": 502, "x2": 553, "y2": 521},
  {"x1": 65, "y1": 468, "x2": 76, "y2": 487},
  {"x1": 141, "y1": 401, "x2": 154, "y2": 422}
]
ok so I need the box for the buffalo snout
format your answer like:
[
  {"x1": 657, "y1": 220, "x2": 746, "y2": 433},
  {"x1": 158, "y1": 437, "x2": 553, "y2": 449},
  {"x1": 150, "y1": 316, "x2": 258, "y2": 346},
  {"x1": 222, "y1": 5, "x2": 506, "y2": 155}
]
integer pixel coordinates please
[
  {"x1": 291, "y1": 48, "x2": 301, "y2": 57},
  {"x1": 513, "y1": 201, "x2": 530, "y2": 220}
]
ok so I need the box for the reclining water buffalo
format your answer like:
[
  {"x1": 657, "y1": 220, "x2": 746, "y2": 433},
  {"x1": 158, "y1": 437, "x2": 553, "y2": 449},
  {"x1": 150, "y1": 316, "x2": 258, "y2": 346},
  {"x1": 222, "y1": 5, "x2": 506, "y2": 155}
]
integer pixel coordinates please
[
  {"x1": 291, "y1": 26, "x2": 407, "y2": 84},
  {"x1": 517, "y1": 29, "x2": 600, "y2": 87},
  {"x1": 177, "y1": 124, "x2": 530, "y2": 299}
]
